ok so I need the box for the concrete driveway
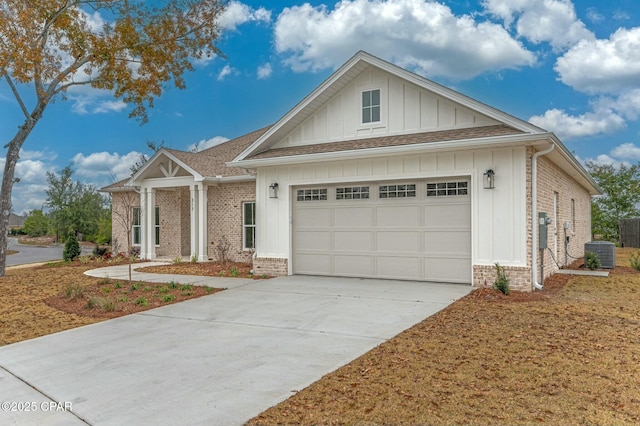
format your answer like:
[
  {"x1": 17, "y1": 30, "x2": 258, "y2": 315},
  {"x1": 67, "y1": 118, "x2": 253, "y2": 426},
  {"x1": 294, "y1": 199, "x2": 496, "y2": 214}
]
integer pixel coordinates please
[{"x1": 0, "y1": 274, "x2": 471, "y2": 426}]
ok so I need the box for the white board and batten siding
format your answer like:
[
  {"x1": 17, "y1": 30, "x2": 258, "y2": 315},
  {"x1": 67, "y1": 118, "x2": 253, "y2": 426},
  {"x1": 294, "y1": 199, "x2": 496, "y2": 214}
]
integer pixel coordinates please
[
  {"x1": 271, "y1": 66, "x2": 501, "y2": 150},
  {"x1": 255, "y1": 147, "x2": 529, "y2": 281}
]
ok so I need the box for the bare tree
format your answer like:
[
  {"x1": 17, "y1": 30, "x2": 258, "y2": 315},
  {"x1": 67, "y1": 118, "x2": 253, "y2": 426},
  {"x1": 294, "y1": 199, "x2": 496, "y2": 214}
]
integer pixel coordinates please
[{"x1": 110, "y1": 189, "x2": 140, "y2": 283}]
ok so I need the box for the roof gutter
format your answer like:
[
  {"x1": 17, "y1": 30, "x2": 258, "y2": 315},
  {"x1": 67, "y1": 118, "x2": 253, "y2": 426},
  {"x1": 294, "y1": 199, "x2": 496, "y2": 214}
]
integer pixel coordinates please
[{"x1": 532, "y1": 143, "x2": 556, "y2": 290}]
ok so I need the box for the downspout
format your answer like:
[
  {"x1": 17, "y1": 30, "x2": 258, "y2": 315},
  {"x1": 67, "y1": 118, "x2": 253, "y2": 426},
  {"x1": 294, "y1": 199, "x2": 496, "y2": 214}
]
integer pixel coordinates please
[{"x1": 532, "y1": 143, "x2": 555, "y2": 290}]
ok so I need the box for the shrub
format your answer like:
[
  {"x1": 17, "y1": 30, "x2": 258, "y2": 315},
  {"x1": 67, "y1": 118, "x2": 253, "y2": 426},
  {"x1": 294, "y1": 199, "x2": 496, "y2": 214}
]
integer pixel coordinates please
[
  {"x1": 230, "y1": 267, "x2": 239, "y2": 277},
  {"x1": 133, "y1": 297, "x2": 149, "y2": 306},
  {"x1": 585, "y1": 251, "x2": 601, "y2": 270},
  {"x1": 87, "y1": 296, "x2": 114, "y2": 311},
  {"x1": 161, "y1": 294, "x2": 174, "y2": 303},
  {"x1": 93, "y1": 246, "x2": 110, "y2": 257},
  {"x1": 630, "y1": 251, "x2": 640, "y2": 272},
  {"x1": 78, "y1": 255, "x2": 92, "y2": 264},
  {"x1": 493, "y1": 263, "x2": 510, "y2": 295},
  {"x1": 172, "y1": 255, "x2": 183, "y2": 264},
  {"x1": 191, "y1": 253, "x2": 198, "y2": 263},
  {"x1": 63, "y1": 235, "x2": 81, "y2": 261},
  {"x1": 64, "y1": 283, "x2": 85, "y2": 300},
  {"x1": 129, "y1": 246, "x2": 140, "y2": 258}
]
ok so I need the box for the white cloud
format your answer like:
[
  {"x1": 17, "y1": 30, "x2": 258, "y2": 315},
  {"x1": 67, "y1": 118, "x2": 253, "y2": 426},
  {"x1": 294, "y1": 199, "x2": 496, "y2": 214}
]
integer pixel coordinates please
[
  {"x1": 217, "y1": 1, "x2": 271, "y2": 31},
  {"x1": 610, "y1": 143, "x2": 640, "y2": 161},
  {"x1": 0, "y1": 154, "x2": 56, "y2": 215},
  {"x1": 187, "y1": 136, "x2": 229, "y2": 152},
  {"x1": 217, "y1": 64, "x2": 236, "y2": 81},
  {"x1": 555, "y1": 27, "x2": 640, "y2": 94},
  {"x1": 579, "y1": 143, "x2": 640, "y2": 168},
  {"x1": 274, "y1": 0, "x2": 536, "y2": 79},
  {"x1": 585, "y1": 7, "x2": 604, "y2": 24},
  {"x1": 483, "y1": 0, "x2": 594, "y2": 51},
  {"x1": 72, "y1": 151, "x2": 142, "y2": 182},
  {"x1": 257, "y1": 63, "x2": 272, "y2": 80},
  {"x1": 529, "y1": 107, "x2": 625, "y2": 140}
]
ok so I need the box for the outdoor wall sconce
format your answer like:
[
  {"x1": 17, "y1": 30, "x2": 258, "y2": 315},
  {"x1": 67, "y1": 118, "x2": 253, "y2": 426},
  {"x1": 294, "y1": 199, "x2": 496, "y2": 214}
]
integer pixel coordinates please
[
  {"x1": 269, "y1": 182, "x2": 279, "y2": 198},
  {"x1": 483, "y1": 169, "x2": 495, "y2": 189}
]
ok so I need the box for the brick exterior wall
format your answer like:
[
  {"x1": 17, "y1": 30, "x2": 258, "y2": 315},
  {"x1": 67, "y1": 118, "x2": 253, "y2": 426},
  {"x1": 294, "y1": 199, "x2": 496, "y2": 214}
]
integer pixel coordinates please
[
  {"x1": 110, "y1": 191, "x2": 138, "y2": 255},
  {"x1": 207, "y1": 181, "x2": 255, "y2": 263},
  {"x1": 473, "y1": 264, "x2": 531, "y2": 292},
  {"x1": 155, "y1": 190, "x2": 182, "y2": 257},
  {"x1": 253, "y1": 257, "x2": 288, "y2": 276},
  {"x1": 180, "y1": 187, "x2": 191, "y2": 257},
  {"x1": 536, "y1": 155, "x2": 592, "y2": 278}
]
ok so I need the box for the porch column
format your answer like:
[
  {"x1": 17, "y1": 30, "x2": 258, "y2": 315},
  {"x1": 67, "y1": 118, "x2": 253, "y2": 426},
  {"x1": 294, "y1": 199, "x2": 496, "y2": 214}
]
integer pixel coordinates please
[
  {"x1": 139, "y1": 188, "x2": 147, "y2": 259},
  {"x1": 190, "y1": 184, "x2": 199, "y2": 260},
  {"x1": 146, "y1": 188, "x2": 156, "y2": 259},
  {"x1": 198, "y1": 184, "x2": 208, "y2": 261}
]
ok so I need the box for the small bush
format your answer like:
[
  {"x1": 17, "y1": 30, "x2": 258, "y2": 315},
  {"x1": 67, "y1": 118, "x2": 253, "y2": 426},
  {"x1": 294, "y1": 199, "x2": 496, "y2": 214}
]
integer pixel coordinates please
[
  {"x1": 230, "y1": 267, "x2": 239, "y2": 277},
  {"x1": 191, "y1": 253, "x2": 198, "y2": 263},
  {"x1": 168, "y1": 281, "x2": 178, "y2": 289},
  {"x1": 630, "y1": 251, "x2": 640, "y2": 271},
  {"x1": 63, "y1": 235, "x2": 81, "y2": 261},
  {"x1": 78, "y1": 255, "x2": 92, "y2": 264},
  {"x1": 114, "y1": 282, "x2": 122, "y2": 289},
  {"x1": 493, "y1": 263, "x2": 510, "y2": 295},
  {"x1": 172, "y1": 255, "x2": 183, "y2": 264},
  {"x1": 93, "y1": 246, "x2": 110, "y2": 257},
  {"x1": 130, "y1": 283, "x2": 140, "y2": 291},
  {"x1": 133, "y1": 297, "x2": 149, "y2": 306},
  {"x1": 585, "y1": 251, "x2": 601, "y2": 270},
  {"x1": 65, "y1": 283, "x2": 85, "y2": 300},
  {"x1": 180, "y1": 285, "x2": 193, "y2": 291},
  {"x1": 161, "y1": 294, "x2": 174, "y2": 303},
  {"x1": 87, "y1": 296, "x2": 114, "y2": 311},
  {"x1": 129, "y1": 246, "x2": 140, "y2": 258},
  {"x1": 158, "y1": 286, "x2": 169, "y2": 293}
]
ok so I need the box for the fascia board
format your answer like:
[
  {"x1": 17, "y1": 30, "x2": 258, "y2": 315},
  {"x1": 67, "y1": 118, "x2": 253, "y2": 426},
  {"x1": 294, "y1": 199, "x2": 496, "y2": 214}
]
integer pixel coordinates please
[
  {"x1": 201, "y1": 175, "x2": 256, "y2": 185},
  {"x1": 547, "y1": 134, "x2": 602, "y2": 195},
  {"x1": 129, "y1": 149, "x2": 204, "y2": 184}
]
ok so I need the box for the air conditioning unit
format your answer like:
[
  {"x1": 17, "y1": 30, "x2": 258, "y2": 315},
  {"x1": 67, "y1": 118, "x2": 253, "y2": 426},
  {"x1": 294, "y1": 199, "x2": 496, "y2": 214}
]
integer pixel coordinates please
[{"x1": 584, "y1": 241, "x2": 616, "y2": 269}]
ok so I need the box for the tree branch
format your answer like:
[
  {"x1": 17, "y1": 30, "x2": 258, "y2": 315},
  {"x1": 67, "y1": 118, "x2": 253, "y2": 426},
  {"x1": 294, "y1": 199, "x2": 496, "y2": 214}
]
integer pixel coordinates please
[{"x1": 1, "y1": 69, "x2": 30, "y2": 121}]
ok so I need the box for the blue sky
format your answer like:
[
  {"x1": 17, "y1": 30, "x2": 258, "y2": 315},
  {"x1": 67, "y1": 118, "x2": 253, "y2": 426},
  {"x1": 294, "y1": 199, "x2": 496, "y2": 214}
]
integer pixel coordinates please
[{"x1": 1, "y1": 0, "x2": 640, "y2": 214}]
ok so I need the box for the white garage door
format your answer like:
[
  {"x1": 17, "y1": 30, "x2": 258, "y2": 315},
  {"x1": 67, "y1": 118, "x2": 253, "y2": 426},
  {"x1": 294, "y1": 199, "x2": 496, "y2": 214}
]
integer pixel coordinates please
[{"x1": 292, "y1": 179, "x2": 471, "y2": 283}]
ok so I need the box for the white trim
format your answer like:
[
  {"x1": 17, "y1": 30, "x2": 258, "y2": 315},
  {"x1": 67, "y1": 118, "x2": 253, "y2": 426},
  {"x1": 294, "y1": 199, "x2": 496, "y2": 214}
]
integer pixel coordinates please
[{"x1": 242, "y1": 201, "x2": 256, "y2": 250}]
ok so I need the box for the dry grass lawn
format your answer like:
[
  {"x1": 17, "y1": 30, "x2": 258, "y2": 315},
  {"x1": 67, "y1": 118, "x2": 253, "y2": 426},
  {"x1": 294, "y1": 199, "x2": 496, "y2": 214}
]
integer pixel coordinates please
[{"x1": 1, "y1": 251, "x2": 639, "y2": 425}]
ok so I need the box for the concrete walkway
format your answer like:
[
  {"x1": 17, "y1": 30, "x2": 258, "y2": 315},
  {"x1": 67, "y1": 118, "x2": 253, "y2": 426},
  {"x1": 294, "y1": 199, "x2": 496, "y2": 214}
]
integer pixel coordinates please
[{"x1": 0, "y1": 268, "x2": 471, "y2": 426}]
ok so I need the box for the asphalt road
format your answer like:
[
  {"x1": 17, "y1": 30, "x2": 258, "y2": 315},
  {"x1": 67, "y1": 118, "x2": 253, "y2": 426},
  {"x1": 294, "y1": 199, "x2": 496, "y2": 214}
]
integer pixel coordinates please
[{"x1": 6, "y1": 237, "x2": 63, "y2": 266}]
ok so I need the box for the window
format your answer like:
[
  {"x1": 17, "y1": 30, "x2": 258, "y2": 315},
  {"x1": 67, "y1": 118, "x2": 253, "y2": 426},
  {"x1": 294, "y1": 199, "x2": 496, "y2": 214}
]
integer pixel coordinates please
[
  {"x1": 336, "y1": 186, "x2": 369, "y2": 200},
  {"x1": 132, "y1": 207, "x2": 141, "y2": 245},
  {"x1": 131, "y1": 206, "x2": 159, "y2": 246},
  {"x1": 427, "y1": 182, "x2": 468, "y2": 197},
  {"x1": 154, "y1": 206, "x2": 160, "y2": 246},
  {"x1": 362, "y1": 89, "x2": 381, "y2": 124},
  {"x1": 379, "y1": 184, "x2": 416, "y2": 198},
  {"x1": 571, "y1": 198, "x2": 576, "y2": 232},
  {"x1": 296, "y1": 188, "x2": 328, "y2": 201},
  {"x1": 243, "y1": 202, "x2": 256, "y2": 250}
]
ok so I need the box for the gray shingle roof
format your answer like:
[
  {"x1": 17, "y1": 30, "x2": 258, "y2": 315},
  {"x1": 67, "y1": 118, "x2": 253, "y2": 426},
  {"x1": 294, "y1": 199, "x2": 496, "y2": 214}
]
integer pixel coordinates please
[{"x1": 246, "y1": 125, "x2": 522, "y2": 160}]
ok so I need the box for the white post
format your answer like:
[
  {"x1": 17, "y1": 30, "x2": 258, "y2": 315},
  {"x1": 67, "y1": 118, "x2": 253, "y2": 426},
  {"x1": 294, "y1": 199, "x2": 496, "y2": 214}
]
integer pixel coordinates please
[
  {"x1": 139, "y1": 188, "x2": 147, "y2": 259},
  {"x1": 146, "y1": 188, "x2": 156, "y2": 259},
  {"x1": 198, "y1": 184, "x2": 208, "y2": 261},
  {"x1": 190, "y1": 185, "x2": 198, "y2": 260}
]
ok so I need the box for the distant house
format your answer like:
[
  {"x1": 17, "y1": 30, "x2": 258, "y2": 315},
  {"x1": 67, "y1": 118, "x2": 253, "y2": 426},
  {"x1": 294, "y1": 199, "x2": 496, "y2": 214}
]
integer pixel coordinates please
[
  {"x1": 103, "y1": 51, "x2": 600, "y2": 291},
  {"x1": 8, "y1": 213, "x2": 26, "y2": 229}
]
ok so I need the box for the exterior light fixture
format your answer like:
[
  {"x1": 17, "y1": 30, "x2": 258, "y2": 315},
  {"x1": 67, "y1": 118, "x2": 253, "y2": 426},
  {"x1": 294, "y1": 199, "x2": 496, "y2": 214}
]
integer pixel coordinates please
[
  {"x1": 269, "y1": 182, "x2": 279, "y2": 198},
  {"x1": 483, "y1": 169, "x2": 495, "y2": 189}
]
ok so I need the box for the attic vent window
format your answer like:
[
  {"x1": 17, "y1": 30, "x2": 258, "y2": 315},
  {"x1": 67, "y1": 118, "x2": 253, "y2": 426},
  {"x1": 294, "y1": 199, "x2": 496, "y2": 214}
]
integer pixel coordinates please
[{"x1": 362, "y1": 89, "x2": 380, "y2": 124}]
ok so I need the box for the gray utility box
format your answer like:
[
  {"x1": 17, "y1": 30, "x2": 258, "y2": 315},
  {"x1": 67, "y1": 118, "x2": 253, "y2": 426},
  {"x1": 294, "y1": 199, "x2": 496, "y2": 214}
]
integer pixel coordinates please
[{"x1": 584, "y1": 241, "x2": 616, "y2": 269}]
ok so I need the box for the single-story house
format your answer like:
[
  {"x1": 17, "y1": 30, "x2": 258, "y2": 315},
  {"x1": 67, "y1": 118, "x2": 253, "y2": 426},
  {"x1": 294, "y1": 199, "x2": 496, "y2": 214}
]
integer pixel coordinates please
[{"x1": 103, "y1": 51, "x2": 600, "y2": 291}]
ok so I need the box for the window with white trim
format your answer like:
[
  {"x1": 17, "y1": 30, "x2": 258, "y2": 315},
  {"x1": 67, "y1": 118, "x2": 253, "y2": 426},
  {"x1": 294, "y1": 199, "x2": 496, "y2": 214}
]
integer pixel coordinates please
[
  {"x1": 571, "y1": 198, "x2": 576, "y2": 232},
  {"x1": 426, "y1": 182, "x2": 468, "y2": 197},
  {"x1": 336, "y1": 186, "x2": 369, "y2": 200},
  {"x1": 131, "y1": 206, "x2": 160, "y2": 246},
  {"x1": 243, "y1": 201, "x2": 256, "y2": 250},
  {"x1": 379, "y1": 184, "x2": 416, "y2": 198},
  {"x1": 132, "y1": 207, "x2": 141, "y2": 245},
  {"x1": 296, "y1": 188, "x2": 328, "y2": 201},
  {"x1": 154, "y1": 206, "x2": 160, "y2": 246},
  {"x1": 362, "y1": 89, "x2": 381, "y2": 124}
]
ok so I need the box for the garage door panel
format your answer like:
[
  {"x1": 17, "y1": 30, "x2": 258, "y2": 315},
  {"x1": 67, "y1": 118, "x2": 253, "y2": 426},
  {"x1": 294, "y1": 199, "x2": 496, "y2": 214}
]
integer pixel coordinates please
[
  {"x1": 425, "y1": 257, "x2": 471, "y2": 283},
  {"x1": 377, "y1": 256, "x2": 422, "y2": 280},
  {"x1": 377, "y1": 231, "x2": 420, "y2": 252},
  {"x1": 295, "y1": 209, "x2": 332, "y2": 227},
  {"x1": 423, "y1": 230, "x2": 470, "y2": 254},
  {"x1": 377, "y1": 206, "x2": 420, "y2": 227},
  {"x1": 333, "y1": 207, "x2": 374, "y2": 227},
  {"x1": 334, "y1": 255, "x2": 374, "y2": 276},
  {"x1": 295, "y1": 253, "x2": 332, "y2": 275},
  {"x1": 294, "y1": 231, "x2": 332, "y2": 251},
  {"x1": 334, "y1": 231, "x2": 374, "y2": 251},
  {"x1": 424, "y1": 204, "x2": 470, "y2": 224}
]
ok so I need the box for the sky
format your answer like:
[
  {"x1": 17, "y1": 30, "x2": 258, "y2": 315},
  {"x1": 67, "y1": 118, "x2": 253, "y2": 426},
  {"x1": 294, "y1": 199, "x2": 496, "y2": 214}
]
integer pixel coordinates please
[{"x1": 1, "y1": 0, "x2": 640, "y2": 215}]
